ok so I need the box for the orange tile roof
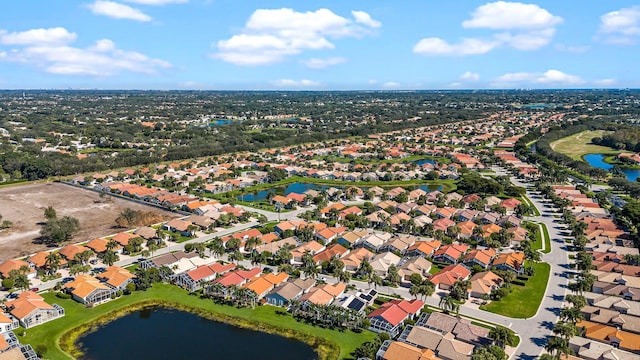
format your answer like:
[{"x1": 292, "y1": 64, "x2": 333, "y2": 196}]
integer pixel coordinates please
[
  {"x1": 493, "y1": 252, "x2": 525, "y2": 269},
  {"x1": 99, "y1": 266, "x2": 136, "y2": 288},
  {"x1": 59, "y1": 244, "x2": 91, "y2": 260},
  {"x1": 5, "y1": 291, "x2": 53, "y2": 320},
  {"x1": 28, "y1": 251, "x2": 51, "y2": 268},
  {"x1": 64, "y1": 274, "x2": 111, "y2": 299},
  {"x1": 86, "y1": 238, "x2": 110, "y2": 253},
  {"x1": 0, "y1": 259, "x2": 33, "y2": 278}
]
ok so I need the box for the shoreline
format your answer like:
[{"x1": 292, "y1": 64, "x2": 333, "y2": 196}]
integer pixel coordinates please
[{"x1": 60, "y1": 299, "x2": 337, "y2": 360}]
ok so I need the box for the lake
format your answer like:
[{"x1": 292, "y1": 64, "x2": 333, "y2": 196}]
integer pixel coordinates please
[
  {"x1": 584, "y1": 154, "x2": 640, "y2": 182},
  {"x1": 77, "y1": 307, "x2": 317, "y2": 360},
  {"x1": 413, "y1": 158, "x2": 436, "y2": 166},
  {"x1": 238, "y1": 181, "x2": 444, "y2": 201}
]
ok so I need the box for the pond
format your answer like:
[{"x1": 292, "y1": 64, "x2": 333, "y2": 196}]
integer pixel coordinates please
[
  {"x1": 78, "y1": 307, "x2": 317, "y2": 360},
  {"x1": 238, "y1": 182, "x2": 444, "y2": 202},
  {"x1": 412, "y1": 158, "x2": 436, "y2": 166},
  {"x1": 584, "y1": 154, "x2": 640, "y2": 182}
]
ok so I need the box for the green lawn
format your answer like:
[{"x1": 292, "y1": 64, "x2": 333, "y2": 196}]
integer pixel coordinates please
[
  {"x1": 481, "y1": 262, "x2": 551, "y2": 318},
  {"x1": 539, "y1": 223, "x2": 552, "y2": 254},
  {"x1": 520, "y1": 195, "x2": 541, "y2": 216},
  {"x1": 22, "y1": 284, "x2": 375, "y2": 360},
  {"x1": 550, "y1": 130, "x2": 618, "y2": 161}
]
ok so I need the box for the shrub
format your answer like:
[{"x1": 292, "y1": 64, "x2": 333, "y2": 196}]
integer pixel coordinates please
[
  {"x1": 512, "y1": 280, "x2": 526, "y2": 287},
  {"x1": 1, "y1": 278, "x2": 14, "y2": 290},
  {"x1": 56, "y1": 292, "x2": 72, "y2": 299}
]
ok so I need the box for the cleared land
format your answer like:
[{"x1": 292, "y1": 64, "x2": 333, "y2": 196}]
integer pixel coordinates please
[
  {"x1": 550, "y1": 130, "x2": 617, "y2": 161},
  {"x1": 24, "y1": 284, "x2": 375, "y2": 360},
  {"x1": 0, "y1": 183, "x2": 179, "y2": 261}
]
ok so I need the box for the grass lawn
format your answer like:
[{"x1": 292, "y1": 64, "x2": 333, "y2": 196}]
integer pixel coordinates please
[
  {"x1": 22, "y1": 284, "x2": 375, "y2": 360},
  {"x1": 550, "y1": 130, "x2": 617, "y2": 161},
  {"x1": 520, "y1": 195, "x2": 540, "y2": 216},
  {"x1": 539, "y1": 223, "x2": 552, "y2": 254},
  {"x1": 481, "y1": 262, "x2": 551, "y2": 318}
]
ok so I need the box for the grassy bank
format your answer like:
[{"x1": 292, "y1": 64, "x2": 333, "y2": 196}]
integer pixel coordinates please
[
  {"x1": 549, "y1": 130, "x2": 617, "y2": 161},
  {"x1": 22, "y1": 284, "x2": 375, "y2": 360},
  {"x1": 480, "y1": 262, "x2": 551, "y2": 318},
  {"x1": 539, "y1": 223, "x2": 552, "y2": 254}
]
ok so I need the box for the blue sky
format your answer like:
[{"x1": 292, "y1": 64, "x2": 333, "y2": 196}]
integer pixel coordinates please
[{"x1": 0, "y1": 1, "x2": 639, "y2": 89}]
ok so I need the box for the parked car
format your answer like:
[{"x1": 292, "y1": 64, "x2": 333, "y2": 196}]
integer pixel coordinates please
[
  {"x1": 61, "y1": 277, "x2": 74, "y2": 284},
  {"x1": 30, "y1": 287, "x2": 39, "y2": 292}
]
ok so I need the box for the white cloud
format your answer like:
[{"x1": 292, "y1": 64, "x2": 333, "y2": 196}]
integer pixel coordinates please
[
  {"x1": 413, "y1": 37, "x2": 498, "y2": 55},
  {"x1": 88, "y1": 1, "x2": 152, "y2": 22},
  {"x1": 271, "y1": 79, "x2": 321, "y2": 88},
  {"x1": 352, "y1": 10, "x2": 381, "y2": 28},
  {"x1": 0, "y1": 28, "x2": 171, "y2": 76},
  {"x1": 415, "y1": 1, "x2": 561, "y2": 56},
  {"x1": 462, "y1": 1, "x2": 562, "y2": 30},
  {"x1": 535, "y1": 69, "x2": 583, "y2": 85},
  {"x1": 460, "y1": 71, "x2": 480, "y2": 81},
  {"x1": 555, "y1": 44, "x2": 590, "y2": 53},
  {"x1": 301, "y1": 57, "x2": 346, "y2": 69},
  {"x1": 368, "y1": 79, "x2": 377, "y2": 84},
  {"x1": 494, "y1": 69, "x2": 584, "y2": 86},
  {"x1": 599, "y1": 6, "x2": 640, "y2": 44},
  {"x1": 383, "y1": 81, "x2": 401, "y2": 88},
  {"x1": 124, "y1": 0, "x2": 187, "y2": 4},
  {"x1": 213, "y1": 8, "x2": 380, "y2": 66},
  {"x1": 593, "y1": 78, "x2": 617, "y2": 87},
  {"x1": 0, "y1": 27, "x2": 77, "y2": 45}
]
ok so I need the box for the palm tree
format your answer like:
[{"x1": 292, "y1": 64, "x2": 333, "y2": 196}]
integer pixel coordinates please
[
  {"x1": 369, "y1": 273, "x2": 383, "y2": 289},
  {"x1": 386, "y1": 264, "x2": 401, "y2": 286},
  {"x1": 245, "y1": 237, "x2": 262, "y2": 252},
  {"x1": 565, "y1": 294, "x2": 586, "y2": 310},
  {"x1": 101, "y1": 250, "x2": 119, "y2": 266},
  {"x1": 553, "y1": 321, "x2": 578, "y2": 341},
  {"x1": 228, "y1": 250, "x2": 243, "y2": 264},
  {"x1": 303, "y1": 263, "x2": 319, "y2": 280},
  {"x1": 106, "y1": 239, "x2": 119, "y2": 251},
  {"x1": 488, "y1": 326, "x2": 515, "y2": 349},
  {"x1": 439, "y1": 294, "x2": 459, "y2": 315},
  {"x1": 44, "y1": 252, "x2": 62, "y2": 275},
  {"x1": 559, "y1": 307, "x2": 583, "y2": 325},
  {"x1": 207, "y1": 238, "x2": 225, "y2": 258},
  {"x1": 544, "y1": 337, "x2": 571, "y2": 360},
  {"x1": 358, "y1": 258, "x2": 373, "y2": 278}
]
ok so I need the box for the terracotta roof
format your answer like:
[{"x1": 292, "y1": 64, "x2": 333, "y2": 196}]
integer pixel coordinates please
[
  {"x1": 64, "y1": 274, "x2": 111, "y2": 299},
  {"x1": 28, "y1": 251, "x2": 51, "y2": 268},
  {"x1": 5, "y1": 291, "x2": 54, "y2": 320},
  {"x1": 492, "y1": 252, "x2": 525, "y2": 269},
  {"x1": 0, "y1": 259, "x2": 33, "y2": 278},
  {"x1": 59, "y1": 244, "x2": 91, "y2": 261},
  {"x1": 98, "y1": 266, "x2": 136, "y2": 288}
]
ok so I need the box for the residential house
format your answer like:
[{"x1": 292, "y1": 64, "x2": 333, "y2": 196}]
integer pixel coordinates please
[
  {"x1": 291, "y1": 241, "x2": 326, "y2": 265},
  {"x1": 406, "y1": 241, "x2": 441, "y2": 258},
  {"x1": 430, "y1": 264, "x2": 472, "y2": 291},
  {"x1": 243, "y1": 272, "x2": 290, "y2": 299},
  {"x1": 398, "y1": 257, "x2": 433, "y2": 284},
  {"x1": 312, "y1": 244, "x2": 349, "y2": 265},
  {"x1": 0, "y1": 260, "x2": 36, "y2": 280},
  {"x1": 64, "y1": 275, "x2": 115, "y2": 307},
  {"x1": 336, "y1": 230, "x2": 369, "y2": 247},
  {"x1": 462, "y1": 249, "x2": 496, "y2": 270},
  {"x1": 370, "y1": 252, "x2": 402, "y2": 277},
  {"x1": 298, "y1": 282, "x2": 346, "y2": 306},
  {"x1": 468, "y1": 271, "x2": 503, "y2": 299},
  {"x1": 433, "y1": 244, "x2": 468, "y2": 264},
  {"x1": 265, "y1": 278, "x2": 316, "y2": 307},
  {"x1": 5, "y1": 291, "x2": 64, "y2": 328},
  {"x1": 367, "y1": 299, "x2": 424, "y2": 337},
  {"x1": 492, "y1": 252, "x2": 525, "y2": 274},
  {"x1": 164, "y1": 219, "x2": 194, "y2": 236},
  {"x1": 359, "y1": 232, "x2": 393, "y2": 252},
  {"x1": 342, "y1": 248, "x2": 374, "y2": 272},
  {"x1": 174, "y1": 262, "x2": 236, "y2": 292},
  {"x1": 97, "y1": 266, "x2": 136, "y2": 291}
]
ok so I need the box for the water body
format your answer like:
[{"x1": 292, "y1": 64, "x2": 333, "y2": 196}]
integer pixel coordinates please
[
  {"x1": 208, "y1": 119, "x2": 234, "y2": 126},
  {"x1": 240, "y1": 182, "x2": 329, "y2": 201},
  {"x1": 78, "y1": 307, "x2": 317, "y2": 360},
  {"x1": 584, "y1": 154, "x2": 640, "y2": 182},
  {"x1": 413, "y1": 158, "x2": 436, "y2": 166},
  {"x1": 238, "y1": 182, "x2": 443, "y2": 202}
]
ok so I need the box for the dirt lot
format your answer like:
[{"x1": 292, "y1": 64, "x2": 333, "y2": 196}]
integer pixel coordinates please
[{"x1": 0, "y1": 183, "x2": 180, "y2": 261}]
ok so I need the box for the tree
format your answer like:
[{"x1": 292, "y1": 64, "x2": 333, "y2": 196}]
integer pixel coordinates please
[
  {"x1": 40, "y1": 216, "x2": 80, "y2": 245},
  {"x1": 565, "y1": 294, "x2": 586, "y2": 310},
  {"x1": 385, "y1": 264, "x2": 401, "y2": 286},
  {"x1": 44, "y1": 252, "x2": 62, "y2": 275},
  {"x1": 44, "y1": 206, "x2": 57, "y2": 220},
  {"x1": 553, "y1": 321, "x2": 578, "y2": 341},
  {"x1": 472, "y1": 345, "x2": 507, "y2": 360},
  {"x1": 106, "y1": 239, "x2": 119, "y2": 251},
  {"x1": 544, "y1": 337, "x2": 572, "y2": 360},
  {"x1": 100, "y1": 250, "x2": 119, "y2": 266},
  {"x1": 439, "y1": 294, "x2": 459, "y2": 315},
  {"x1": 116, "y1": 208, "x2": 139, "y2": 227},
  {"x1": 559, "y1": 307, "x2": 583, "y2": 325},
  {"x1": 488, "y1": 326, "x2": 516, "y2": 348},
  {"x1": 228, "y1": 250, "x2": 243, "y2": 264}
]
